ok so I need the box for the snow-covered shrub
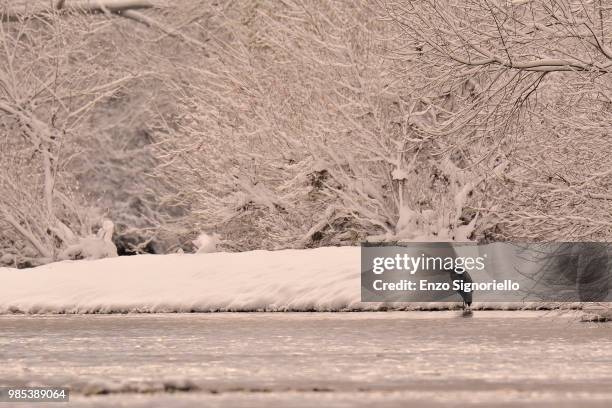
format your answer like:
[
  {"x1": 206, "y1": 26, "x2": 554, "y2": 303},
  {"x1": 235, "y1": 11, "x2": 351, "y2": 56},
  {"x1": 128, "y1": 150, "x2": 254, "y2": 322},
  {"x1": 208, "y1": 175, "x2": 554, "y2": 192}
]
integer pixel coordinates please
[
  {"x1": 58, "y1": 220, "x2": 118, "y2": 261},
  {"x1": 0, "y1": 13, "x2": 98, "y2": 263},
  {"x1": 0, "y1": 6, "x2": 165, "y2": 263},
  {"x1": 192, "y1": 233, "x2": 220, "y2": 254},
  {"x1": 152, "y1": 0, "x2": 489, "y2": 249},
  {"x1": 385, "y1": 0, "x2": 612, "y2": 242}
]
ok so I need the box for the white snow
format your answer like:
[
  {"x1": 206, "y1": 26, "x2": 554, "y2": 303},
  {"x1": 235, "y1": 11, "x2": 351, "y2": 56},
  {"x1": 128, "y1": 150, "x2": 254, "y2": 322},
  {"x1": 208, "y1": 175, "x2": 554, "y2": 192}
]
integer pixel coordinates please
[
  {"x1": 192, "y1": 233, "x2": 220, "y2": 254},
  {"x1": 58, "y1": 220, "x2": 118, "y2": 261},
  {"x1": 0, "y1": 247, "x2": 366, "y2": 314}
]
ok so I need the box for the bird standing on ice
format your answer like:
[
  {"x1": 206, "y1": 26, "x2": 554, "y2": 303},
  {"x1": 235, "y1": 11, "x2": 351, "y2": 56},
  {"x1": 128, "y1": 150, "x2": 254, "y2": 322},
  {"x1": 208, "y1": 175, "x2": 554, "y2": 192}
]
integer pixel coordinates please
[{"x1": 450, "y1": 267, "x2": 473, "y2": 316}]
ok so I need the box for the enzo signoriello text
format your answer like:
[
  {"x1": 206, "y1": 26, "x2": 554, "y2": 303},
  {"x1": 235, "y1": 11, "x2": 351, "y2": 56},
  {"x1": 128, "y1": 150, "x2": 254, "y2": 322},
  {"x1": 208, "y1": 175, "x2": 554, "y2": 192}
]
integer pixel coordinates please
[{"x1": 372, "y1": 279, "x2": 520, "y2": 292}]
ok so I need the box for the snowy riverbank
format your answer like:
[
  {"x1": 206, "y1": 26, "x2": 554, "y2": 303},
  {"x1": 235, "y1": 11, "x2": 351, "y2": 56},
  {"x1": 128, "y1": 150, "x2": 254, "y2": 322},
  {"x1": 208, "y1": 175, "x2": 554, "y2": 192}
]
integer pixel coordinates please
[
  {"x1": 1, "y1": 247, "x2": 366, "y2": 314},
  {"x1": 0, "y1": 246, "x2": 595, "y2": 314}
]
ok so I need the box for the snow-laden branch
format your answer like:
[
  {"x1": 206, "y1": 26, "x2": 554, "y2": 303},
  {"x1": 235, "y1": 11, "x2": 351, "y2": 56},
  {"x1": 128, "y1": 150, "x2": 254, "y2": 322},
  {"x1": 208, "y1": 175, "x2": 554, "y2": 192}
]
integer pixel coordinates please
[
  {"x1": 0, "y1": 0, "x2": 154, "y2": 22},
  {"x1": 0, "y1": 210, "x2": 52, "y2": 258}
]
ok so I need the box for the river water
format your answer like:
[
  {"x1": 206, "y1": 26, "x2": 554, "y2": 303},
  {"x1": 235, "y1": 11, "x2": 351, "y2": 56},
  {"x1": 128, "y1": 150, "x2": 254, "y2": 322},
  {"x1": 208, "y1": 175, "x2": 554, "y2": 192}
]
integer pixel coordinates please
[{"x1": 1, "y1": 311, "x2": 611, "y2": 407}]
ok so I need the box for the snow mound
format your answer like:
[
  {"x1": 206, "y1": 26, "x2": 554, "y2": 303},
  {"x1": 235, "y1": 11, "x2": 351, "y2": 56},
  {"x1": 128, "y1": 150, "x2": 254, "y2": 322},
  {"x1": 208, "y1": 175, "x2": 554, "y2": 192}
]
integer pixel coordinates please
[{"x1": 1, "y1": 247, "x2": 365, "y2": 314}]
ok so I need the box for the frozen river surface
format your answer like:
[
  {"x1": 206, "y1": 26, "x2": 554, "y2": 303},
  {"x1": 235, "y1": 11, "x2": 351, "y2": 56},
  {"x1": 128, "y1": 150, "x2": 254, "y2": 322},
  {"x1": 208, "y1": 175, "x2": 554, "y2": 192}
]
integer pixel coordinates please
[{"x1": 1, "y1": 311, "x2": 611, "y2": 407}]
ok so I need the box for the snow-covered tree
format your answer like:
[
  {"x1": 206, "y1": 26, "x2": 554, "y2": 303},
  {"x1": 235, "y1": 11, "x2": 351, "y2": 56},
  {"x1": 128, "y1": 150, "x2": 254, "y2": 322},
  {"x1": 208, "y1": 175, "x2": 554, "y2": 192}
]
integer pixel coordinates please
[
  {"x1": 0, "y1": 1, "x2": 166, "y2": 264},
  {"x1": 384, "y1": 0, "x2": 612, "y2": 241},
  {"x1": 152, "y1": 0, "x2": 493, "y2": 250}
]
